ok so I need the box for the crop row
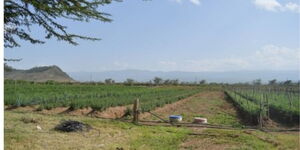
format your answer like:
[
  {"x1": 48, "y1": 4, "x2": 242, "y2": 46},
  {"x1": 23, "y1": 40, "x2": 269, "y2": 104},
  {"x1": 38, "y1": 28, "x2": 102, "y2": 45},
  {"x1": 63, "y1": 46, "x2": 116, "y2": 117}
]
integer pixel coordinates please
[
  {"x1": 234, "y1": 90, "x2": 299, "y2": 116},
  {"x1": 225, "y1": 86, "x2": 299, "y2": 125},
  {"x1": 225, "y1": 91, "x2": 262, "y2": 124},
  {"x1": 4, "y1": 81, "x2": 203, "y2": 112}
]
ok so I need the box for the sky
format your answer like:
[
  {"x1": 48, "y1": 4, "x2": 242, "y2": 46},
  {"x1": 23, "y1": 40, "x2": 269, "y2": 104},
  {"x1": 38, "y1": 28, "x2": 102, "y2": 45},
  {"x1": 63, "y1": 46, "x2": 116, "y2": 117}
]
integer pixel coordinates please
[{"x1": 4, "y1": 0, "x2": 300, "y2": 73}]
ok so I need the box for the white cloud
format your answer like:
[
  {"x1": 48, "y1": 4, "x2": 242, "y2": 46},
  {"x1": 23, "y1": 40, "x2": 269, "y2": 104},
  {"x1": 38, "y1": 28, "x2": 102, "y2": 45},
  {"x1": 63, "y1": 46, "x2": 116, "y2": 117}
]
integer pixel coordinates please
[
  {"x1": 161, "y1": 45, "x2": 299, "y2": 72},
  {"x1": 253, "y1": 0, "x2": 300, "y2": 13},
  {"x1": 170, "y1": 0, "x2": 201, "y2": 5},
  {"x1": 172, "y1": 0, "x2": 182, "y2": 3},
  {"x1": 255, "y1": 45, "x2": 300, "y2": 69},
  {"x1": 172, "y1": 0, "x2": 299, "y2": 12},
  {"x1": 285, "y1": 2, "x2": 300, "y2": 12},
  {"x1": 110, "y1": 45, "x2": 298, "y2": 72},
  {"x1": 189, "y1": 0, "x2": 201, "y2": 5},
  {"x1": 253, "y1": 0, "x2": 282, "y2": 11},
  {"x1": 184, "y1": 58, "x2": 251, "y2": 72}
]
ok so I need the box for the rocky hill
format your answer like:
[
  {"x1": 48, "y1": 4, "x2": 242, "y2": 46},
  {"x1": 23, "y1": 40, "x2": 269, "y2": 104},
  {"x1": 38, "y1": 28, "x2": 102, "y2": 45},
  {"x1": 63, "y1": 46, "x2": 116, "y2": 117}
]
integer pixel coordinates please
[{"x1": 4, "y1": 65, "x2": 75, "y2": 82}]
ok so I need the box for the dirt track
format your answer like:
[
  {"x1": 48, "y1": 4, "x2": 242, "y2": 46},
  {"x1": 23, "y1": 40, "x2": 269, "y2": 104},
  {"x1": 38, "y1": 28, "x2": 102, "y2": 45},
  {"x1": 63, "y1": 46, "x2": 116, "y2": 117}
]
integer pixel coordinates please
[
  {"x1": 140, "y1": 92, "x2": 205, "y2": 119},
  {"x1": 141, "y1": 91, "x2": 240, "y2": 123}
]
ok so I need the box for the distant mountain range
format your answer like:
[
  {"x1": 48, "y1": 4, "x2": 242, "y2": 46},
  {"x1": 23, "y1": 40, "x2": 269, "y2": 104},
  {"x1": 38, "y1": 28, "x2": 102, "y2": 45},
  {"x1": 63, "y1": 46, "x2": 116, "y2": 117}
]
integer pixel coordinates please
[
  {"x1": 4, "y1": 64, "x2": 298, "y2": 83},
  {"x1": 69, "y1": 69, "x2": 299, "y2": 83},
  {"x1": 5, "y1": 65, "x2": 75, "y2": 82}
]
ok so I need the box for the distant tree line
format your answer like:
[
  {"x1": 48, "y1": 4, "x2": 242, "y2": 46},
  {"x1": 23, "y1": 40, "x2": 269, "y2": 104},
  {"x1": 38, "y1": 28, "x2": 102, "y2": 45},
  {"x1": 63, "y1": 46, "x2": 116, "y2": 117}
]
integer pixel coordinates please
[
  {"x1": 4, "y1": 77, "x2": 299, "y2": 87},
  {"x1": 250, "y1": 79, "x2": 298, "y2": 86}
]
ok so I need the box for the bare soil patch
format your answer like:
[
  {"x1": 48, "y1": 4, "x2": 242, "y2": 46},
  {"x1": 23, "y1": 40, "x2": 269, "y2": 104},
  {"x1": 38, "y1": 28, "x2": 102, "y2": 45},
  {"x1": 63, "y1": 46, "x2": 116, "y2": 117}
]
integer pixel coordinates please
[
  {"x1": 42, "y1": 107, "x2": 70, "y2": 114},
  {"x1": 140, "y1": 92, "x2": 202, "y2": 119},
  {"x1": 90, "y1": 105, "x2": 131, "y2": 119},
  {"x1": 6, "y1": 105, "x2": 38, "y2": 111},
  {"x1": 140, "y1": 91, "x2": 244, "y2": 149},
  {"x1": 141, "y1": 91, "x2": 241, "y2": 125},
  {"x1": 5, "y1": 104, "x2": 130, "y2": 119}
]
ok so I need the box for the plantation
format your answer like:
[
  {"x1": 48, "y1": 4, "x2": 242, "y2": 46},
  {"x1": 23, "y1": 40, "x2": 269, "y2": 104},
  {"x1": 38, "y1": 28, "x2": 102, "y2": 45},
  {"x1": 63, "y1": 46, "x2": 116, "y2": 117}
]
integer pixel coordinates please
[
  {"x1": 225, "y1": 85, "x2": 300, "y2": 125},
  {"x1": 5, "y1": 79, "x2": 300, "y2": 126},
  {"x1": 4, "y1": 80, "x2": 205, "y2": 112},
  {"x1": 4, "y1": 80, "x2": 300, "y2": 149}
]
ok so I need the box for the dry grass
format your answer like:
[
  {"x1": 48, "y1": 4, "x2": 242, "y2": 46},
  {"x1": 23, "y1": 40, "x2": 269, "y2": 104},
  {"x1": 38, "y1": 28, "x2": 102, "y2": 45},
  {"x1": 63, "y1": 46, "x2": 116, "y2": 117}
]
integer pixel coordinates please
[
  {"x1": 180, "y1": 129, "x2": 300, "y2": 150},
  {"x1": 4, "y1": 111, "x2": 189, "y2": 150},
  {"x1": 5, "y1": 91, "x2": 300, "y2": 150},
  {"x1": 142, "y1": 91, "x2": 241, "y2": 126}
]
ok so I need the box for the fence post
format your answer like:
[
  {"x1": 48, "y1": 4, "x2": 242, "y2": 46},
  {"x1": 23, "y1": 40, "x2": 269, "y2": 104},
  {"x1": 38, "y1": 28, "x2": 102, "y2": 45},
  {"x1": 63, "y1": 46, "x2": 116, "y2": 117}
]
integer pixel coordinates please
[
  {"x1": 132, "y1": 98, "x2": 140, "y2": 124},
  {"x1": 259, "y1": 94, "x2": 263, "y2": 128}
]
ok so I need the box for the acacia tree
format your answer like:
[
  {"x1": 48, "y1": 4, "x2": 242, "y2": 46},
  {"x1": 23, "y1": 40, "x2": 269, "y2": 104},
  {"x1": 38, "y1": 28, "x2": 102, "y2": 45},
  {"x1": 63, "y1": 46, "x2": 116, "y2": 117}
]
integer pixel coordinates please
[
  {"x1": 4, "y1": 0, "x2": 117, "y2": 48},
  {"x1": 124, "y1": 78, "x2": 135, "y2": 85},
  {"x1": 105, "y1": 78, "x2": 115, "y2": 84},
  {"x1": 153, "y1": 77, "x2": 163, "y2": 85},
  {"x1": 199, "y1": 80, "x2": 206, "y2": 85},
  {"x1": 252, "y1": 79, "x2": 262, "y2": 85},
  {"x1": 268, "y1": 79, "x2": 277, "y2": 85}
]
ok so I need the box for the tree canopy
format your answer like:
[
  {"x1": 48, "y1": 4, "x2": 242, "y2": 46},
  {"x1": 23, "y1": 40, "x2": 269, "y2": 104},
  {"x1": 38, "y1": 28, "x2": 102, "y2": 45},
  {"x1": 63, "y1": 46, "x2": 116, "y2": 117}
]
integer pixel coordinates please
[{"x1": 4, "y1": 0, "x2": 116, "y2": 48}]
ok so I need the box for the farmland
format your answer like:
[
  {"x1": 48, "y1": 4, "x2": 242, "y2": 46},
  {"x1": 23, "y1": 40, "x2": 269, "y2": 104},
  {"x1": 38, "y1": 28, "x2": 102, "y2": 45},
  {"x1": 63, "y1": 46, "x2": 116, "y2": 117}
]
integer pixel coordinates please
[
  {"x1": 4, "y1": 90, "x2": 299, "y2": 150},
  {"x1": 225, "y1": 85, "x2": 299, "y2": 125},
  {"x1": 4, "y1": 79, "x2": 300, "y2": 149},
  {"x1": 4, "y1": 80, "x2": 210, "y2": 112},
  {"x1": 5, "y1": 79, "x2": 300, "y2": 126}
]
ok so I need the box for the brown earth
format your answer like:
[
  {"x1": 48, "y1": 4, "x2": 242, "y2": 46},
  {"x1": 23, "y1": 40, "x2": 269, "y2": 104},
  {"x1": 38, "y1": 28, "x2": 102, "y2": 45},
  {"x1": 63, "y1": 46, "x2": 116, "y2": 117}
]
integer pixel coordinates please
[
  {"x1": 90, "y1": 105, "x2": 131, "y2": 119},
  {"x1": 141, "y1": 91, "x2": 240, "y2": 124},
  {"x1": 64, "y1": 107, "x2": 93, "y2": 115},
  {"x1": 5, "y1": 105, "x2": 38, "y2": 111},
  {"x1": 5, "y1": 104, "x2": 130, "y2": 119},
  {"x1": 140, "y1": 92, "x2": 203, "y2": 119},
  {"x1": 138, "y1": 91, "x2": 244, "y2": 150},
  {"x1": 5, "y1": 91, "x2": 299, "y2": 149}
]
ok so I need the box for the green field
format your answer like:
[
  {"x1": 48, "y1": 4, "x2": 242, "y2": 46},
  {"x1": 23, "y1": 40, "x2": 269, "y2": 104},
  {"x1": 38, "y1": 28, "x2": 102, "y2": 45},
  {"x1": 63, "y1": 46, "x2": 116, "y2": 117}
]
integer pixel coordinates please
[
  {"x1": 225, "y1": 85, "x2": 300, "y2": 125},
  {"x1": 5, "y1": 80, "x2": 299, "y2": 125},
  {"x1": 4, "y1": 81, "x2": 300, "y2": 149},
  {"x1": 5, "y1": 95, "x2": 299, "y2": 150},
  {"x1": 4, "y1": 80, "x2": 206, "y2": 112}
]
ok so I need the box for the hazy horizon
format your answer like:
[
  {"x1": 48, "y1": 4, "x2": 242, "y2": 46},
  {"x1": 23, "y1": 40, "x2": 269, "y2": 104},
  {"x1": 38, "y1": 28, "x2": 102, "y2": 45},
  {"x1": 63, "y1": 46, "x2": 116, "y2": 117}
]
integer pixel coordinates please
[
  {"x1": 67, "y1": 69, "x2": 299, "y2": 83},
  {"x1": 5, "y1": 63, "x2": 300, "y2": 83}
]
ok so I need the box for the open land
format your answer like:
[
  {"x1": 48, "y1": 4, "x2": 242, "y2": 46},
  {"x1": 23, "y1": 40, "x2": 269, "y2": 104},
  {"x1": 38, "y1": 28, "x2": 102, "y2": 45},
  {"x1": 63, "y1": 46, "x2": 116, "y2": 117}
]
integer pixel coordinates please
[{"x1": 4, "y1": 82, "x2": 299, "y2": 150}]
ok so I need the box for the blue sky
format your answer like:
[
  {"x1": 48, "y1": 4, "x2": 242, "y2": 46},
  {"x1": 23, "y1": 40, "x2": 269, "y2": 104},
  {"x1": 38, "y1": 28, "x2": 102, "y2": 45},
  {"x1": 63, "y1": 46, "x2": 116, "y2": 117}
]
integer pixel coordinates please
[{"x1": 4, "y1": 0, "x2": 300, "y2": 72}]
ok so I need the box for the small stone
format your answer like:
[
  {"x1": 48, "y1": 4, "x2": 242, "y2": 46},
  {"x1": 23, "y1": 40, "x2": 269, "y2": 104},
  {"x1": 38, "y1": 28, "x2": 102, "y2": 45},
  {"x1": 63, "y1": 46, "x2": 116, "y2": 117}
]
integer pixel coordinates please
[{"x1": 36, "y1": 125, "x2": 42, "y2": 130}]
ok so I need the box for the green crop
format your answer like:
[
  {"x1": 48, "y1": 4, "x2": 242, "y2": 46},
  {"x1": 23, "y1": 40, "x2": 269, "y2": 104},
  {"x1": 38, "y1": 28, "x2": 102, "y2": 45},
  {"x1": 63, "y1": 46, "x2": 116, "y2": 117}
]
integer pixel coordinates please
[
  {"x1": 225, "y1": 85, "x2": 299, "y2": 125},
  {"x1": 4, "y1": 80, "x2": 204, "y2": 112}
]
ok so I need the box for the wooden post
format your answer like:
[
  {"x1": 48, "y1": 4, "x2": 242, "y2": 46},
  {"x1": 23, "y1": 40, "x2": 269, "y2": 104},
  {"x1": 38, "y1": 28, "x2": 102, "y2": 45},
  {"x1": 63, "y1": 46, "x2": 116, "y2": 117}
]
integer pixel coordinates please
[
  {"x1": 266, "y1": 93, "x2": 269, "y2": 119},
  {"x1": 133, "y1": 99, "x2": 140, "y2": 124},
  {"x1": 259, "y1": 94, "x2": 263, "y2": 128}
]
